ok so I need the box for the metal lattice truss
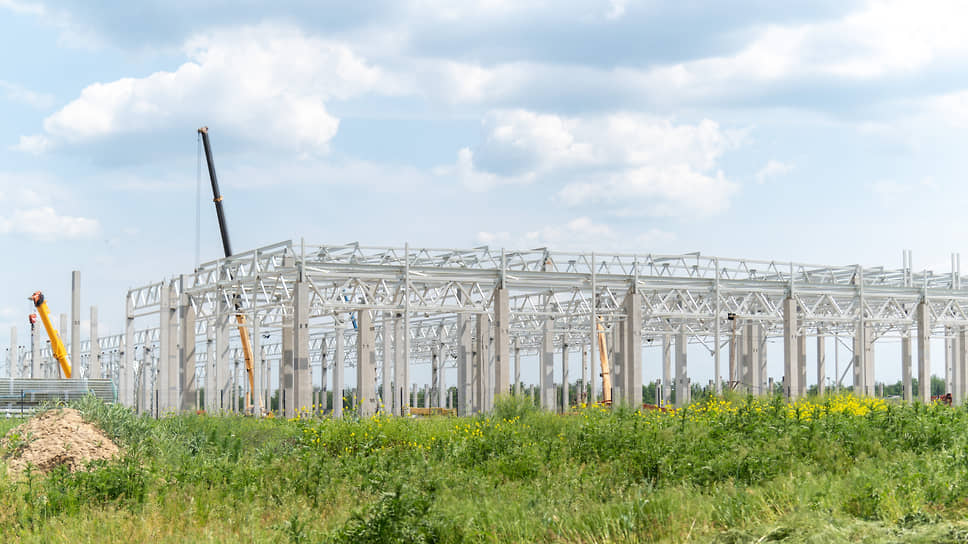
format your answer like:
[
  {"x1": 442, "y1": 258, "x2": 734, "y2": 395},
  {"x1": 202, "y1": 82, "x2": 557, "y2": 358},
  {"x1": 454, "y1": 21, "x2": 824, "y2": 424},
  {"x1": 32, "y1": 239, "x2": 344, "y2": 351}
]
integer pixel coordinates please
[{"x1": 108, "y1": 240, "x2": 968, "y2": 374}]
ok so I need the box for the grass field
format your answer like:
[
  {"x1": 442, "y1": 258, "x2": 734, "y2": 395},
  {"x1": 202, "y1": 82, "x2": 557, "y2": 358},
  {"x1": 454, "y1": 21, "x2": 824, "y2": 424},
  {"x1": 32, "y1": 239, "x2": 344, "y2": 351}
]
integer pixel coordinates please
[{"x1": 4, "y1": 394, "x2": 968, "y2": 542}]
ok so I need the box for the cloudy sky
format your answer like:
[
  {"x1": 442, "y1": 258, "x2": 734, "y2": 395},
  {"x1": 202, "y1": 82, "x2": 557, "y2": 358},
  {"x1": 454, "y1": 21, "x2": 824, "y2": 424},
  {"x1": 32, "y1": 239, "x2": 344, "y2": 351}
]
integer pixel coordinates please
[{"x1": 3, "y1": 0, "x2": 968, "y2": 382}]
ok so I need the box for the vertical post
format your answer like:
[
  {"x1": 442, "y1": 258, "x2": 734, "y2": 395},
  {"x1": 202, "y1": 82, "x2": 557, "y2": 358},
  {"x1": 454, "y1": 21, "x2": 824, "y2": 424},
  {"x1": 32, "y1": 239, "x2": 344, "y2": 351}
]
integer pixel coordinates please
[
  {"x1": 357, "y1": 308, "x2": 377, "y2": 417},
  {"x1": 798, "y1": 330, "x2": 807, "y2": 397},
  {"x1": 404, "y1": 243, "x2": 412, "y2": 414},
  {"x1": 320, "y1": 337, "x2": 328, "y2": 413},
  {"x1": 281, "y1": 301, "x2": 294, "y2": 418},
  {"x1": 662, "y1": 333, "x2": 671, "y2": 405},
  {"x1": 431, "y1": 345, "x2": 440, "y2": 408},
  {"x1": 457, "y1": 310, "x2": 472, "y2": 416},
  {"x1": 917, "y1": 301, "x2": 931, "y2": 403},
  {"x1": 394, "y1": 315, "x2": 407, "y2": 416},
  {"x1": 864, "y1": 322, "x2": 875, "y2": 397},
  {"x1": 251, "y1": 312, "x2": 261, "y2": 413},
  {"x1": 217, "y1": 295, "x2": 231, "y2": 413},
  {"x1": 561, "y1": 343, "x2": 569, "y2": 412},
  {"x1": 611, "y1": 321, "x2": 624, "y2": 403},
  {"x1": 817, "y1": 330, "x2": 826, "y2": 396},
  {"x1": 333, "y1": 321, "x2": 345, "y2": 418},
  {"x1": 437, "y1": 343, "x2": 447, "y2": 409},
  {"x1": 541, "y1": 317, "x2": 555, "y2": 411},
  {"x1": 580, "y1": 345, "x2": 587, "y2": 403},
  {"x1": 474, "y1": 314, "x2": 489, "y2": 413},
  {"x1": 675, "y1": 327, "x2": 689, "y2": 407},
  {"x1": 293, "y1": 280, "x2": 311, "y2": 413},
  {"x1": 960, "y1": 327, "x2": 968, "y2": 404},
  {"x1": 901, "y1": 330, "x2": 912, "y2": 401},
  {"x1": 71, "y1": 270, "x2": 80, "y2": 379},
  {"x1": 589, "y1": 252, "x2": 598, "y2": 404},
  {"x1": 624, "y1": 287, "x2": 642, "y2": 407},
  {"x1": 90, "y1": 306, "x2": 100, "y2": 379},
  {"x1": 714, "y1": 258, "x2": 722, "y2": 394},
  {"x1": 123, "y1": 292, "x2": 134, "y2": 407},
  {"x1": 381, "y1": 313, "x2": 392, "y2": 412},
  {"x1": 783, "y1": 296, "x2": 799, "y2": 399},
  {"x1": 205, "y1": 334, "x2": 215, "y2": 411},
  {"x1": 514, "y1": 338, "x2": 521, "y2": 396},
  {"x1": 180, "y1": 288, "x2": 196, "y2": 412},
  {"x1": 493, "y1": 287, "x2": 510, "y2": 399}
]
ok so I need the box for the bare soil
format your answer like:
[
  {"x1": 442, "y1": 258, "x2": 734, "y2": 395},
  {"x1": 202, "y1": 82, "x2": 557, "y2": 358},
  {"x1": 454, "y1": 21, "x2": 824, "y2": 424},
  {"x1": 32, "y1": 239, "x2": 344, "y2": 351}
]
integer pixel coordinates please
[{"x1": 2, "y1": 407, "x2": 120, "y2": 476}]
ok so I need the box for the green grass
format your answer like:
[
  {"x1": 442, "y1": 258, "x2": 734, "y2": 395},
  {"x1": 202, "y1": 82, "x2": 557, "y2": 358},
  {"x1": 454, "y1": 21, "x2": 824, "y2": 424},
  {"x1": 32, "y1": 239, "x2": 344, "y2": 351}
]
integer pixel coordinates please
[{"x1": 3, "y1": 394, "x2": 968, "y2": 542}]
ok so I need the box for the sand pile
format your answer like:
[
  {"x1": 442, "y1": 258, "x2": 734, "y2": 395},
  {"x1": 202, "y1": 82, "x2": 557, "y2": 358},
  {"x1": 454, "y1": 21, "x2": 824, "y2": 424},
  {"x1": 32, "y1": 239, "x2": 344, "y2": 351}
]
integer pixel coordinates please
[{"x1": 2, "y1": 408, "x2": 120, "y2": 476}]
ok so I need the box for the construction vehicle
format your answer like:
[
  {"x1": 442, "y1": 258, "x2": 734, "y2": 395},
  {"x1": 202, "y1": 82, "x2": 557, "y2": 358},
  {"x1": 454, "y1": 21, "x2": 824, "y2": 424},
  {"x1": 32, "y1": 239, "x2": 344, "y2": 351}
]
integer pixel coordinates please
[
  {"x1": 28, "y1": 292, "x2": 71, "y2": 378},
  {"x1": 198, "y1": 126, "x2": 262, "y2": 414}
]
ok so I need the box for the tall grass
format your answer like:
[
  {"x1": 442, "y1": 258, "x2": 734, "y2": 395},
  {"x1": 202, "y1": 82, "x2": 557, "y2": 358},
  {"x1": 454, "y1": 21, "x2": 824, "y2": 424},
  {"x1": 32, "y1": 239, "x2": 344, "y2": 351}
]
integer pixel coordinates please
[{"x1": 2, "y1": 394, "x2": 968, "y2": 542}]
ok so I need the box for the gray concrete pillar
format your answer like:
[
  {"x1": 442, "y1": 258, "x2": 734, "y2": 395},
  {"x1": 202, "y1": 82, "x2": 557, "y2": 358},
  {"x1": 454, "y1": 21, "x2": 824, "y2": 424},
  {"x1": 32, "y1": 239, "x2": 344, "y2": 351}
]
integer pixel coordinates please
[
  {"x1": 457, "y1": 311, "x2": 472, "y2": 416},
  {"x1": 783, "y1": 297, "x2": 799, "y2": 399},
  {"x1": 381, "y1": 313, "x2": 392, "y2": 411},
  {"x1": 541, "y1": 317, "x2": 555, "y2": 411},
  {"x1": 90, "y1": 306, "x2": 100, "y2": 380},
  {"x1": 280, "y1": 301, "x2": 294, "y2": 417},
  {"x1": 431, "y1": 345, "x2": 440, "y2": 408},
  {"x1": 293, "y1": 281, "x2": 311, "y2": 413},
  {"x1": 798, "y1": 331, "x2": 807, "y2": 397},
  {"x1": 423, "y1": 384, "x2": 430, "y2": 409},
  {"x1": 514, "y1": 338, "x2": 521, "y2": 396},
  {"x1": 205, "y1": 334, "x2": 215, "y2": 411},
  {"x1": 159, "y1": 282, "x2": 178, "y2": 413},
  {"x1": 901, "y1": 331, "x2": 912, "y2": 401},
  {"x1": 853, "y1": 321, "x2": 875, "y2": 397},
  {"x1": 728, "y1": 318, "x2": 738, "y2": 386},
  {"x1": 494, "y1": 287, "x2": 510, "y2": 399},
  {"x1": 580, "y1": 345, "x2": 588, "y2": 403},
  {"x1": 662, "y1": 333, "x2": 672, "y2": 405},
  {"x1": 675, "y1": 328, "x2": 689, "y2": 407},
  {"x1": 745, "y1": 321, "x2": 762, "y2": 395},
  {"x1": 122, "y1": 293, "x2": 134, "y2": 406},
  {"x1": 320, "y1": 340, "x2": 328, "y2": 413},
  {"x1": 438, "y1": 348, "x2": 447, "y2": 409},
  {"x1": 561, "y1": 343, "x2": 569, "y2": 412},
  {"x1": 394, "y1": 315, "x2": 408, "y2": 416},
  {"x1": 623, "y1": 288, "x2": 642, "y2": 407},
  {"x1": 816, "y1": 331, "x2": 825, "y2": 396},
  {"x1": 590, "y1": 335, "x2": 599, "y2": 404},
  {"x1": 611, "y1": 321, "x2": 624, "y2": 403},
  {"x1": 216, "y1": 299, "x2": 231, "y2": 412},
  {"x1": 251, "y1": 313, "x2": 261, "y2": 413},
  {"x1": 71, "y1": 270, "x2": 80, "y2": 379},
  {"x1": 959, "y1": 327, "x2": 968, "y2": 404},
  {"x1": 357, "y1": 309, "x2": 377, "y2": 417},
  {"x1": 333, "y1": 322, "x2": 345, "y2": 418},
  {"x1": 476, "y1": 314, "x2": 491, "y2": 412}
]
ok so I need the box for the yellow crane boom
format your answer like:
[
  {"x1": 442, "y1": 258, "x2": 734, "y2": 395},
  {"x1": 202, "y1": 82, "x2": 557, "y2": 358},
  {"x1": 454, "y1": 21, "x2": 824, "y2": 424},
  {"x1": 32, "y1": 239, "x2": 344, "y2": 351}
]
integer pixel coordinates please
[
  {"x1": 597, "y1": 317, "x2": 611, "y2": 405},
  {"x1": 29, "y1": 291, "x2": 72, "y2": 378}
]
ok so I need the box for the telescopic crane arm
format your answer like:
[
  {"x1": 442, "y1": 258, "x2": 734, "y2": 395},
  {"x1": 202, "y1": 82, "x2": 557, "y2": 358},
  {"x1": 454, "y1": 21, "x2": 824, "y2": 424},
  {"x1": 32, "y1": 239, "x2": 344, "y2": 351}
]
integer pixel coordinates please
[
  {"x1": 29, "y1": 291, "x2": 71, "y2": 378},
  {"x1": 198, "y1": 126, "x2": 262, "y2": 414}
]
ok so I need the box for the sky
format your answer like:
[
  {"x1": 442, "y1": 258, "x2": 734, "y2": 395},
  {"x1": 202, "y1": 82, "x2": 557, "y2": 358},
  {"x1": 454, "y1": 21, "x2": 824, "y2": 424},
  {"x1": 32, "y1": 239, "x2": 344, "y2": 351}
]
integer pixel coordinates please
[{"x1": 3, "y1": 0, "x2": 968, "y2": 386}]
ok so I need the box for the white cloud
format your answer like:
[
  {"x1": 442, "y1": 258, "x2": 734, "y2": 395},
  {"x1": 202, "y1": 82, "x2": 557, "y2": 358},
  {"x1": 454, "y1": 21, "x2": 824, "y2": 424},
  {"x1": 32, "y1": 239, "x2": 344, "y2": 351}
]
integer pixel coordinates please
[
  {"x1": 0, "y1": 207, "x2": 100, "y2": 240},
  {"x1": 30, "y1": 24, "x2": 399, "y2": 154},
  {"x1": 0, "y1": 173, "x2": 100, "y2": 241},
  {"x1": 476, "y1": 217, "x2": 676, "y2": 252},
  {"x1": 755, "y1": 160, "x2": 794, "y2": 183},
  {"x1": 11, "y1": 134, "x2": 50, "y2": 154},
  {"x1": 0, "y1": 0, "x2": 42, "y2": 15},
  {"x1": 0, "y1": 80, "x2": 54, "y2": 109},
  {"x1": 443, "y1": 110, "x2": 740, "y2": 216}
]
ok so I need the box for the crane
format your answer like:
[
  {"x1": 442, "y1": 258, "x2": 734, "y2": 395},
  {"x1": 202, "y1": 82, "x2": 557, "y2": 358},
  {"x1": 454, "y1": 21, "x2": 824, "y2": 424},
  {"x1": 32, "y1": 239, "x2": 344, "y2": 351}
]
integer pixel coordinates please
[
  {"x1": 198, "y1": 126, "x2": 262, "y2": 414},
  {"x1": 29, "y1": 291, "x2": 71, "y2": 378}
]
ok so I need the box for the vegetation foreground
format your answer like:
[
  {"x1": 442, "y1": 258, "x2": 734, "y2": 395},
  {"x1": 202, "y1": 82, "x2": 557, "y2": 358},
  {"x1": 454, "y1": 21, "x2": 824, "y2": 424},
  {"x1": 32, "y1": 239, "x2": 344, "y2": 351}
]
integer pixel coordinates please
[{"x1": 4, "y1": 395, "x2": 968, "y2": 542}]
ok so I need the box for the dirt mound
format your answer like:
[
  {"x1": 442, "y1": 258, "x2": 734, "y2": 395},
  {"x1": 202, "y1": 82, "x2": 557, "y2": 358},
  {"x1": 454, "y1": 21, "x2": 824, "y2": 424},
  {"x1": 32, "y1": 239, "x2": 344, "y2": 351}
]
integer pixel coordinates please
[{"x1": 2, "y1": 408, "x2": 120, "y2": 476}]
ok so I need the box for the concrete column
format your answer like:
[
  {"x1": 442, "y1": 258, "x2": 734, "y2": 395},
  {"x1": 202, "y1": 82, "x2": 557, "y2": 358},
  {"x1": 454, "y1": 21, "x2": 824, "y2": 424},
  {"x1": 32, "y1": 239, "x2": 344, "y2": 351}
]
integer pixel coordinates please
[
  {"x1": 423, "y1": 384, "x2": 430, "y2": 408},
  {"x1": 357, "y1": 309, "x2": 377, "y2": 417},
  {"x1": 333, "y1": 321, "x2": 344, "y2": 418},
  {"x1": 293, "y1": 281, "x2": 311, "y2": 413},
  {"x1": 541, "y1": 317, "x2": 555, "y2": 411},
  {"x1": 380, "y1": 312, "x2": 393, "y2": 414},
  {"x1": 437, "y1": 345, "x2": 447, "y2": 409},
  {"x1": 205, "y1": 334, "x2": 215, "y2": 411},
  {"x1": 561, "y1": 343, "x2": 569, "y2": 412},
  {"x1": 662, "y1": 334, "x2": 672, "y2": 405},
  {"x1": 122, "y1": 292, "x2": 134, "y2": 406},
  {"x1": 675, "y1": 328, "x2": 689, "y2": 407},
  {"x1": 431, "y1": 345, "x2": 440, "y2": 408},
  {"x1": 280, "y1": 301, "x2": 294, "y2": 417},
  {"x1": 474, "y1": 314, "x2": 489, "y2": 412},
  {"x1": 580, "y1": 345, "x2": 587, "y2": 403},
  {"x1": 590, "y1": 335, "x2": 599, "y2": 404},
  {"x1": 320, "y1": 339, "x2": 328, "y2": 413},
  {"x1": 959, "y1": 327, "x2": 968, "y2": 404},
  {"x1": 493, "y1": 287, "x2": 510, "y2": 399},
  {"x1": 728, "y1": 319, "x2": 739, "y2": 385},
  {"x1": 394, "y1": 315, "x2": 407, "y2": 416},
  {"x1": 783, "y1": 297, "x2": 799, "y2": 399},
  {"x1": 71, "y1": 270, "x2": 80, "y2": 379},
  {"x1": 457, "y1": 311, "x2": 472, "y2": 416},
  {"x1": 514, "y1": 338, "x2": 521, "y2": 396},
  {"x1": 816, "y1": 332, "x2": 826, "y2": 396},
  {"x1": 251, "y1": 313, "x2": 262, "y2": 413},
  {"x1": 901, "y1": 331, "x2": 912, "y2": 401},
  {"x1": 746, "y1": 321, "x2": 762, "y2": 395},
  {"x1": 798, "y1": 331, "x2": 807, "y2": 397},
  {"x1": 216, "y1": 298, "x2": 231, "y2": 413},
  {"x1": 178, "y1": 293, "x2": 195, "y2": 412},
  {"x1": 158, "y1": 282, "x2": 178, "y2": 413},
  {"x1": 89, "y1": 306, "x2": 100, "y2": 380},
  {"x1": 9, "y1": 327, "x2": 16, "y2": 378},
  {"x1": 917, "y1": 303, "x2": 931, "y2": 403},
  {"x1": 611, "y1": 321, "x2": 624, "y2": 403},
  {"x1": 623, "y1": 288, "x2": 642, "y2": 407},
  {"x1": 864, "y1": 323, "x2": 875, "y2": 397}
]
